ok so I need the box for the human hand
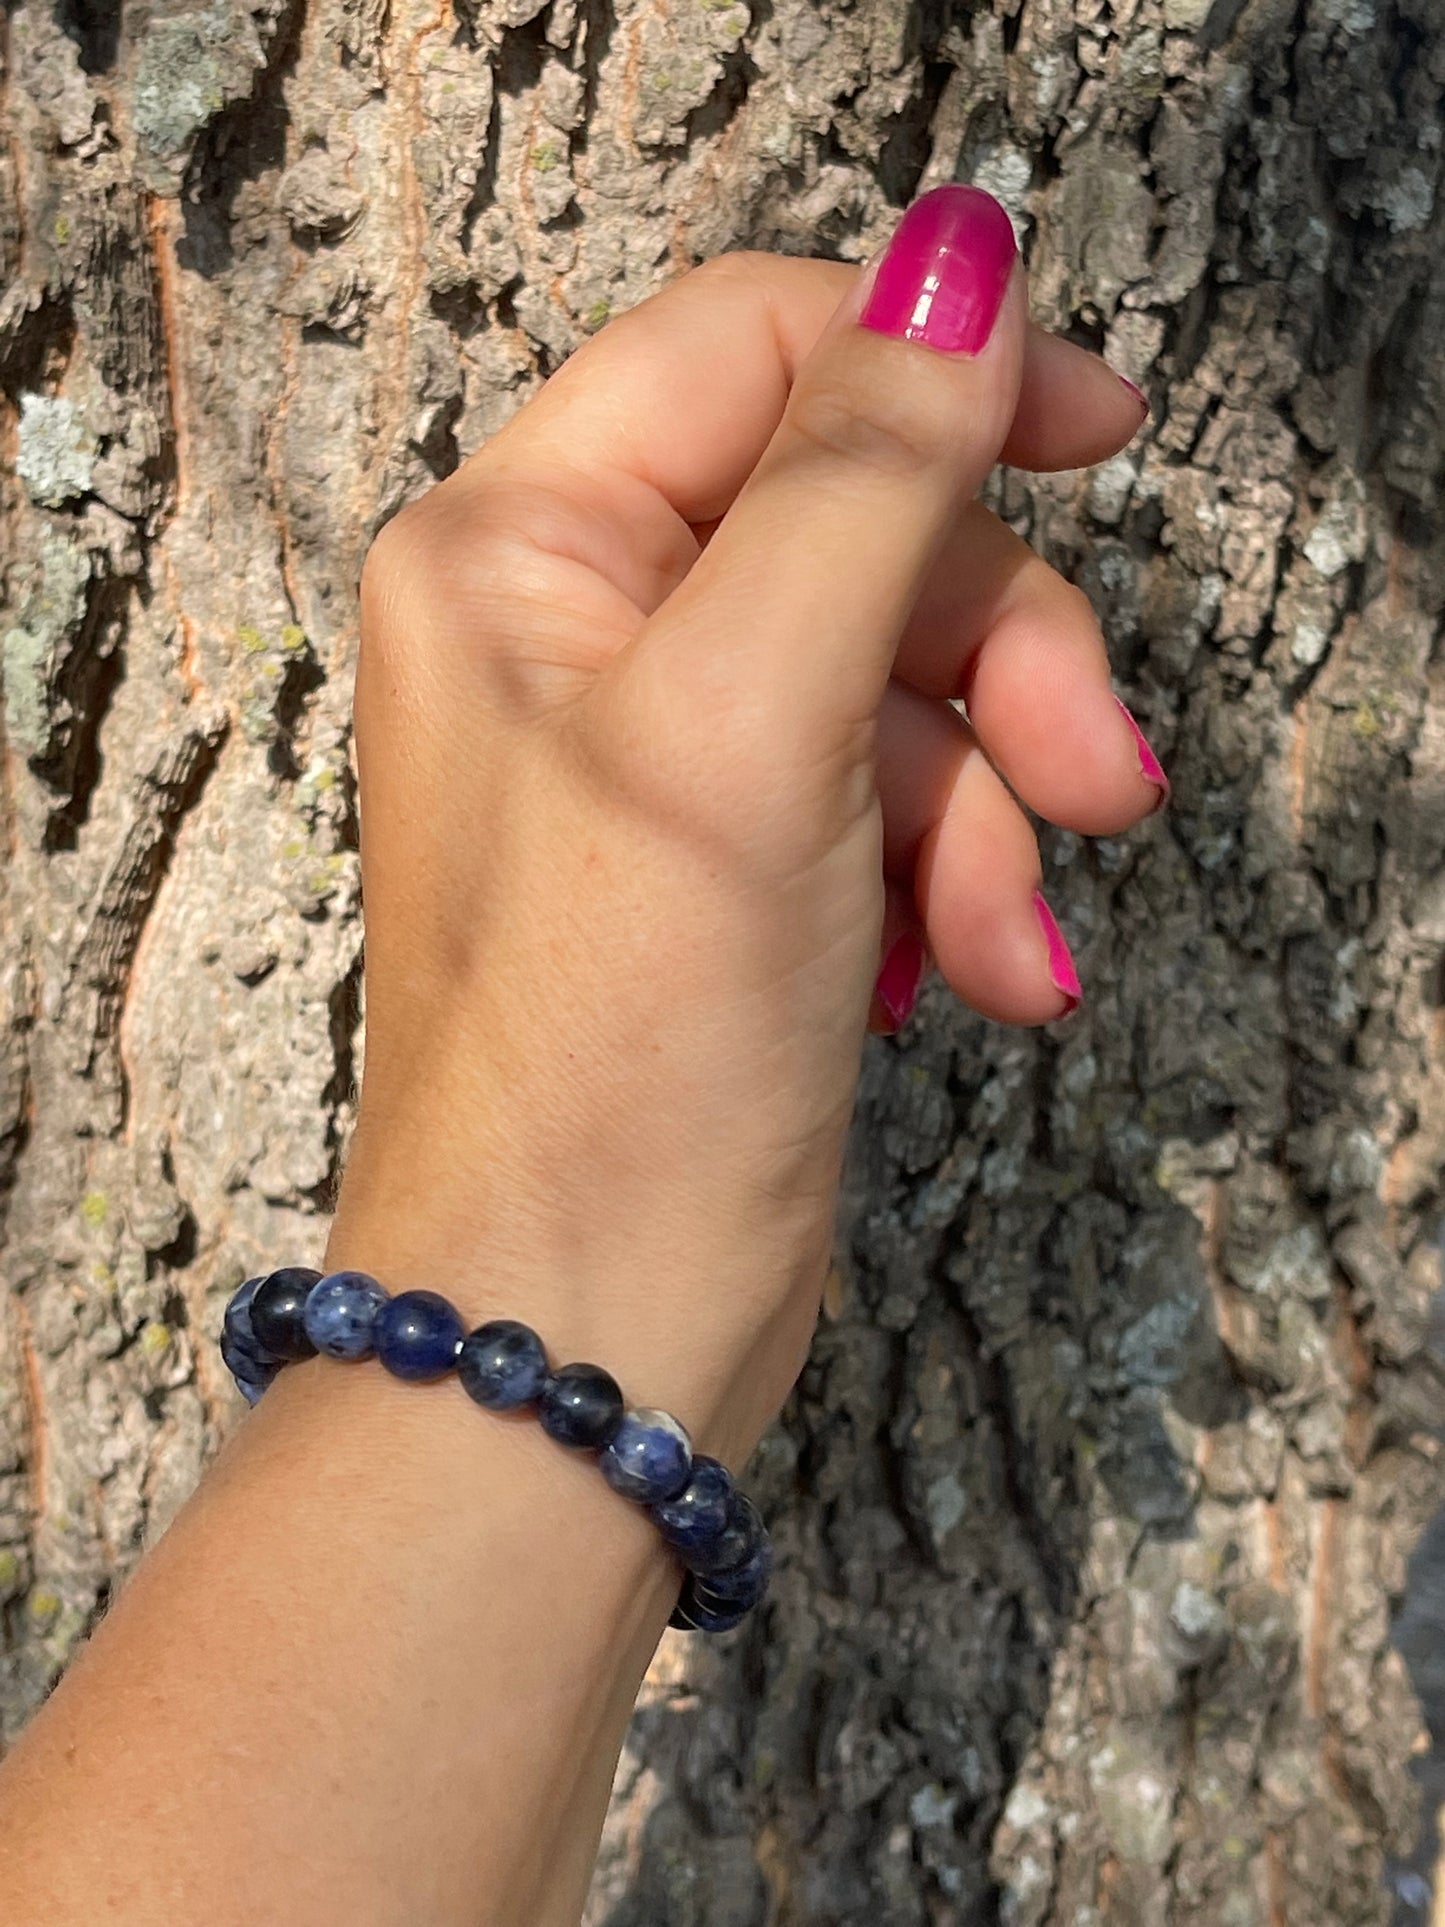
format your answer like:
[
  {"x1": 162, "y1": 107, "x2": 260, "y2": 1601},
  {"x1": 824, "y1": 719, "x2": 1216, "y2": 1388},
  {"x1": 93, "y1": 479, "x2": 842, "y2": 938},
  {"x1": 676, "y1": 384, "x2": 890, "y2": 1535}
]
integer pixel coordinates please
[{"x1": 328, "y1": 186, "x2": 1164, "y2": 1461}]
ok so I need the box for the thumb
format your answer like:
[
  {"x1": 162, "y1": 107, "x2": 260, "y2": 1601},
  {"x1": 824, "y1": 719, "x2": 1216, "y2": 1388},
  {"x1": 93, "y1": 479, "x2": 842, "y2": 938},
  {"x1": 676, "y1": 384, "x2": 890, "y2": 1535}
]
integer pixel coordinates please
[{"x1": 626, "y1": 186, "x2": 1027, "y2": 741}]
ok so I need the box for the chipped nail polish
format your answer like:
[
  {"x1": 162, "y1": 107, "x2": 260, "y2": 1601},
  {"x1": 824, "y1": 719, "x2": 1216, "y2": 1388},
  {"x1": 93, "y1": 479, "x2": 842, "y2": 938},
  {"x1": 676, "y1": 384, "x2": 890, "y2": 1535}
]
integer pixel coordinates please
[
  {"x1": 1116, "y1": 372, "x2": 1150, "y2": 416},
  {"x1": 877, "y1": 932, "x2": 927, "y2": 1029},
  {"x1": 1033, "y1": 892, "x2": 1081, "y2": 1014},
  {"x1": 1114, "y1": 695, "x2": 1170, "y2": 809}
]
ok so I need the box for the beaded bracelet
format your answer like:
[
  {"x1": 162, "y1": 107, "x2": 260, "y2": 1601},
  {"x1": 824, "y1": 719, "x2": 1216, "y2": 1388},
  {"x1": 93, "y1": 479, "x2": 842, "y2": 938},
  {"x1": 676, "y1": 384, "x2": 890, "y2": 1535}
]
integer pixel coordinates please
[{"x1": 220, "y1": 1267, "x2": 772, "y2": 1635}]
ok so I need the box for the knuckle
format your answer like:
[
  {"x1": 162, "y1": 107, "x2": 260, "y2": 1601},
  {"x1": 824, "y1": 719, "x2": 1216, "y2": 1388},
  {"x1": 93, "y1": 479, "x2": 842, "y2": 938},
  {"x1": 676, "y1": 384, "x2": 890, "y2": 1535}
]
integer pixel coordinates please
[
  {"x1": 360, "y1": 481, "x2": 549, "y2": 647},
  {"x1": 360, "y1": 503, "x2": 467, "y2": 672},
  {"x1": 360, "y1": 494, "x2": 470, "y2": 607},
  {"x1": 787, "y1": 339, "x2": 960, "y2": 480},
  {"x1": 360, "y1": 505, "x2": 427, "y2": 636}
]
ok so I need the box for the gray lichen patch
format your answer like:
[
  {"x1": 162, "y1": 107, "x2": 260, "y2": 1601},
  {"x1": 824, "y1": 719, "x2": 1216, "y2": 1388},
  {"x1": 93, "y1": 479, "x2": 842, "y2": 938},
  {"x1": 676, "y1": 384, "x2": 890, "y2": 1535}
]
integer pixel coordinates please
[
  {"x1": 16, "y1": 395, "x2": 97, "y2": 509},
  {"x1": 132, "y1": 0, "x2": 286, "y2": 185},
  {"x1": 0, "y1": 536, "x2": 93, "y2": 759}
]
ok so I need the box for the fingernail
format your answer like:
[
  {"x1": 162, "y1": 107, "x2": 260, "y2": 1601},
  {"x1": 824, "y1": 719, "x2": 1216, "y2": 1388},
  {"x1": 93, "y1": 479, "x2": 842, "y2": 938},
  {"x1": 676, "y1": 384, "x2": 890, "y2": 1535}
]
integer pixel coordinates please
[
  {"x1": 1113, "y1": 695, "x2": 1170, "y2": 810},
  {"x1": 877, "y1": 931, "x2": 927, "y2": 1029},
  {"x1": 859, "y1": 185, "x2": 1017, "y2": 356},
  {"x1": 1032, "y1": 892, "x2": 1081, "y2": 1014},
  {"x1": 1116, "y1": 372, "x2": 1150, "y2": 418}
]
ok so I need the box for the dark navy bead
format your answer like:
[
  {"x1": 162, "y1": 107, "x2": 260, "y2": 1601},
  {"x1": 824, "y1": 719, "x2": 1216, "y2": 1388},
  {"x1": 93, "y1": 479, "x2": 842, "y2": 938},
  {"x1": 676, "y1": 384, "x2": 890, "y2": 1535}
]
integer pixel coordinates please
[
  {"x1": 683, "y1": 1491, "x2": 766, "y2": 1578},
  {"x1": 222, "y1": 1276, "x2": 268, "y2": 1352},
  {"x1": 599, "y1": 1407, "x2": 693, "y2": 1503},
  {"x1": 220, "y1": 1320, "x2": 275, "y2": 1378},
  {"x1": 374, "y1": 1290, "x2": 465, "y2": 1381},
  {"x1": 222, "y1": 1273, "x2": 263, "y2": 1333},
  {"x1": 669, "y1": 1575, "x2": 751, "y2": 1634},
  {"x1": 650, "y1": 1455, "x2": 734, "y2": 1551},
  {"x1": 458, "y1": 1320, "x2": 549, "y2": 1410},
  {"x1": 304, "y1": 1270, "x2": 389, "y2": 1360},
  {"x1": 221, "y1": 1328, "x2": 278, "y2": 1401},
  {"x1": 683, "y1": 1596, "x2": 751, "y2": 1634},
  {"x1": 249, "y1": 1267, "x2": 323, "y2": 1361},
  {"x1": 223, "y1": 1274, "x2": 283, "y2": 1364},
  {"x1": 537, "y1": 1363, "x2": 624, "y2": 1448},
  {"x1": 692, "y1": 1535, "x2": 773, "y2": 1612}
]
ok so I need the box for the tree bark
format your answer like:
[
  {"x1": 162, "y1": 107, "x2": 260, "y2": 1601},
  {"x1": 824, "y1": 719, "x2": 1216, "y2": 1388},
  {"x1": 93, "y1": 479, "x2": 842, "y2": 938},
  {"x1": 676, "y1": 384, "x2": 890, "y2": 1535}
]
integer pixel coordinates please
[{"x1": 2, "y1": 0, "x2": 1443, "y2": 1920}]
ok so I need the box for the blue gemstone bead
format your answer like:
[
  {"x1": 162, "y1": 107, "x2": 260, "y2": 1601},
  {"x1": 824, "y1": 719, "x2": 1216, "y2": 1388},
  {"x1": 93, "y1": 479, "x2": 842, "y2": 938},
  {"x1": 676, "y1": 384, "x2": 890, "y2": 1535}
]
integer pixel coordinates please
[
  {"x1": 599, "y1": 1407, "x2": 693, "y2": 1503},
  {"x1": 222, "y1": 1273, "x2": 263, "y2": 1327},
  {"x1": 668, "y1": 1576, "x2": 751, "y2": 1634},
  {"x1": 374, "y1": 1289, "x2": 464, "y2": 1381},
  {"x1": 537, "y1": 1363, "x2": 624, "y2": 1448},
  {"x1": 221, "y1": 1328, "x2": 277, "y2": 1401},
  {"x1": 304, "y1": 1270, "x2": 390, "y2": 1360},
  {"x1": 692, "y1": 1535, "x2": 774, "y2": 1611},
  {"x1": 250, "y1": 1267, "x2": 323, "y2": 1360},
  {"x1": 223, "y1": 1274, "x2": 282, "y2": 1364},
  {"x1": 650, "y1": 1455, "x2": 734, "y2": 1551},
  {"x1": 457, "y1": 1319, "x2": 549, "y2": 1410},
  {"x1": 220, "y1": 1320, "x2": 273, "y2": 1375},
  {"x1": 684, "y1": 1491, "x2": 766, "y2": 1578}
]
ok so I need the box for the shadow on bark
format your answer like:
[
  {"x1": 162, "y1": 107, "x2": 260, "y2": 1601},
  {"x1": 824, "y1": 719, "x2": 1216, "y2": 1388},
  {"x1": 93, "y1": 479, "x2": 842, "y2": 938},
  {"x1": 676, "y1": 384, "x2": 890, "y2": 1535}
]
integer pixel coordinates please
[{"x1": 588, "y1": 0, "x2": 1445, "y2": 1917}]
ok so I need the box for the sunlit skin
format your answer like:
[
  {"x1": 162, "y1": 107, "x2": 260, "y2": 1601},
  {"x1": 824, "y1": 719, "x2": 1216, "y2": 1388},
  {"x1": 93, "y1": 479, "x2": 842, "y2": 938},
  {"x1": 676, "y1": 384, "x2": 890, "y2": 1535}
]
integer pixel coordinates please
[{"x1": 0, "y1": 195, "x2": 1164, "y2": 1927}]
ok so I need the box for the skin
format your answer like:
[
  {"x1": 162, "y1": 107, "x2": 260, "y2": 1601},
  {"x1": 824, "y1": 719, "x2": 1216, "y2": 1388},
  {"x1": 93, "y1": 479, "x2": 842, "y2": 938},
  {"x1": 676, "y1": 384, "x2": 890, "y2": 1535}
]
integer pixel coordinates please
[{"x1": 0, "y1": 230, "x2": 1163, "y2": 1925}]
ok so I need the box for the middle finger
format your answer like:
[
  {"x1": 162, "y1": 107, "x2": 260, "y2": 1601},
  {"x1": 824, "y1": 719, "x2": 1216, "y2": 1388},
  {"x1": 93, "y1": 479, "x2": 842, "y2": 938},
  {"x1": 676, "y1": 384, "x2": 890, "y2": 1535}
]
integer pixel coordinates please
[{"x1": 893, "y1": 502, "x2": 1170, "y2": 835}]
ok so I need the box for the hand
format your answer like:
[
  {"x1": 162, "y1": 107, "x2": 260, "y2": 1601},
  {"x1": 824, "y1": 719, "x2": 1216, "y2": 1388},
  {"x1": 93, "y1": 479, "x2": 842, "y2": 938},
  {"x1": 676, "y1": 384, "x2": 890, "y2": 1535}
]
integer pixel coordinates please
[{"x1": 330, "y1": 187, "x2": 1162, "y2": 1461}]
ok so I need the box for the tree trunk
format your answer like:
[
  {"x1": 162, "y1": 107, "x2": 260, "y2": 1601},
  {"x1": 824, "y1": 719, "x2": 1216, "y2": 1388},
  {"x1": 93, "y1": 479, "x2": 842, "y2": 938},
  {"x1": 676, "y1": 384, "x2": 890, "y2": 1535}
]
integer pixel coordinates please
[{"x1": 2, "y1": 0, "x2": 1443, "y2": 1919}]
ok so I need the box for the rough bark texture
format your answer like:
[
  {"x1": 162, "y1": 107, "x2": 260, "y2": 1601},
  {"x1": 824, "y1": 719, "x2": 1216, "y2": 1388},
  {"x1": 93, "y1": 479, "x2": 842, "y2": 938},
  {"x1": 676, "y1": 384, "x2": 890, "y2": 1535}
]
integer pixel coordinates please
[{"x1": 2, "y1": 0, "x2": 1444, "y2": 1920}]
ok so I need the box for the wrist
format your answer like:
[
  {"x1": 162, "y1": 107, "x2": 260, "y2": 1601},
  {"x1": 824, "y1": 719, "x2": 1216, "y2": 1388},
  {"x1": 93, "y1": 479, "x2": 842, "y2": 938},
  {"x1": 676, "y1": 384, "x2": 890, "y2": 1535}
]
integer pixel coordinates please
[
  {"x1": 322, "y1": 1141, "x2": 828, "y2": 1468},
  {"x1": 231, "y1": 1241, "x2": 782, "y2": 1641}
]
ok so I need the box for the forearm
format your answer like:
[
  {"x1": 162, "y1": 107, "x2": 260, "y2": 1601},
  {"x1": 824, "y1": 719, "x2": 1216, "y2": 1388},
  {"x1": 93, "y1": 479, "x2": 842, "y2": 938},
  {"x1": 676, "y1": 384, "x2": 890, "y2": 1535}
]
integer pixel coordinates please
[
  {"x1": 0, "y1": 1058, "x2": 821, "y2": 1926},
  {"x1": 0, "y1": 1348, "x2": 679, "y2": 1927}
]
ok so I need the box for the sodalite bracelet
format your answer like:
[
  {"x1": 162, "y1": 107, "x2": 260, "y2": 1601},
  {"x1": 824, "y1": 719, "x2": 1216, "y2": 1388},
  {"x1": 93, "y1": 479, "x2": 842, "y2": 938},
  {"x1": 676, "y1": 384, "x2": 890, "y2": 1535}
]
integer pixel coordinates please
[{"x1": 220, "y1": 1268, "x2": 772, "y2": 1635}]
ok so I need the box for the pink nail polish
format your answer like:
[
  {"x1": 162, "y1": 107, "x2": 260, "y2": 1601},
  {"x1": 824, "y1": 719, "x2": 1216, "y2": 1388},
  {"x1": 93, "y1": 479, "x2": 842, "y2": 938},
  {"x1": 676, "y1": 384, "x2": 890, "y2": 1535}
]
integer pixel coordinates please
[
  {"x1": 877, "y1": 932, "x2": 927, "y2": 1029},
  {"x1": 1117, "y1": 373, "x2": 1150, "y2": 416},
  {"x1": 1113, "y1": 695, "x2": 1170, "y2": 808},
  {"x1": 859, "y1": 186, "x2": 1017, "y2": 356},
  {"x1": 1033, "y1": 892, "x2": 1081, "y2": 1014}
]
